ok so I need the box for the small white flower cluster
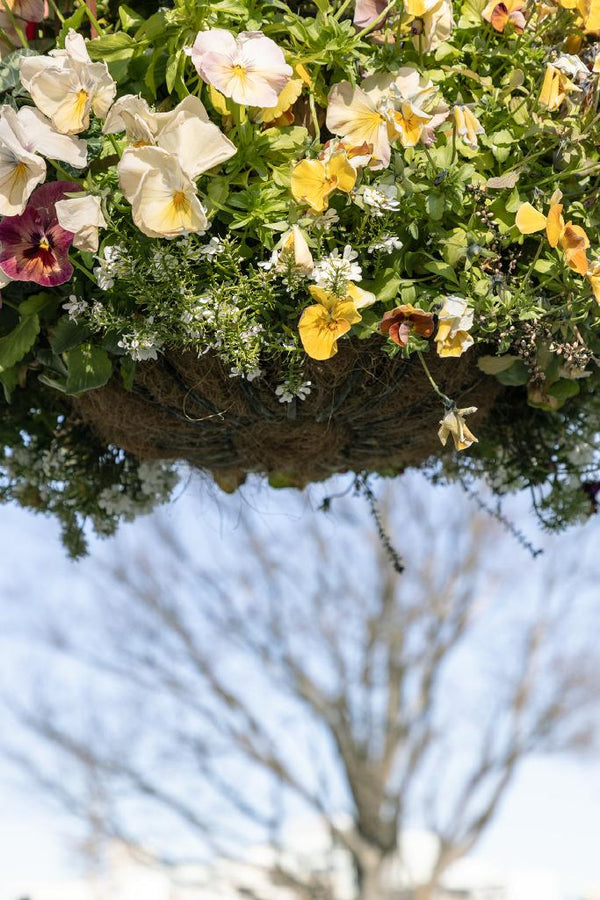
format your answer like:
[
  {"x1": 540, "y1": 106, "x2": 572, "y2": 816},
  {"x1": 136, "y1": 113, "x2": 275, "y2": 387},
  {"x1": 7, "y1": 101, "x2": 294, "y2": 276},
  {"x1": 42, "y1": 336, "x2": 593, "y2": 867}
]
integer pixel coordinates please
[
  {"x1": 368, "y1": 234, "x2": 403, "y2": 254},
  {"x1": 309, "y1": 208, "x2": 339, "y2": 232},
  {"x1": 63, "y1": 294, "x2": 87, "y2": 321},
  {"x1": 229, "y1": 365, "x2": 263, "y2": 381},
  {"x1": 275, "y1": 379, "x2": 312, "y2": 403},
  {"x1": 312, "y1": 245, "x2": 362, "y2": 294},
  {"x1": 199, "y1": 236, "x2": 225, "y2": 258},
  {"x1": 93, "y1": 244, "x2": 129, "y2": 290},
  {"x1": 118, "y1": 331, "x2": 163, "y2": 361},
  {"x1": 98, "y1": 461, "x2": 177, "y2": 519},
  {"x1": 361, "y1": 184, "x2": 401, "y2": 216}
]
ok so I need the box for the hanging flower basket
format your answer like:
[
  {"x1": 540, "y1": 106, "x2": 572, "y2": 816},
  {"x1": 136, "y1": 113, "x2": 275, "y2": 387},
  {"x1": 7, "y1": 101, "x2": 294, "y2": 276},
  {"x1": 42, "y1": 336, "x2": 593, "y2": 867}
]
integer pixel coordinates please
[
  {"x1": 72, "y1": 340, "x2": 503, "y2": 488},
  {"x1": 1, "y1": 0, "x2": 600, "y2": 555}
]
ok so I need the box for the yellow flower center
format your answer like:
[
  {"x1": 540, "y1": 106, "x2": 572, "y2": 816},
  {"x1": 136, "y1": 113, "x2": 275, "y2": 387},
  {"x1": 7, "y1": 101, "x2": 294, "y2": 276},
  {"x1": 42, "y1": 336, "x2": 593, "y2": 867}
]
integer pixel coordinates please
[
  {"x1": 75, "y1": 89, "x2": 89, "y2": 116},
  {"x1": 172, "y1": 190, "x2": 188, "y2": 211},
  {"x1": 231, "y1": 64, "x2": 248, "y2": 83},
  {"x1": 38, "y1": 236, "x2": 50, "y2": 251}
]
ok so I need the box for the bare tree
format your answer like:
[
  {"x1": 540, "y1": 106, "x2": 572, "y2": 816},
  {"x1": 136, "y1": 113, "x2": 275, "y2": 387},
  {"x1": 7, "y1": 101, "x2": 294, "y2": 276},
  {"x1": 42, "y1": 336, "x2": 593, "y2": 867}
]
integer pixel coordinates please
[{"x1": 1, "y1": 474, "x2": 599, "y2": 899}]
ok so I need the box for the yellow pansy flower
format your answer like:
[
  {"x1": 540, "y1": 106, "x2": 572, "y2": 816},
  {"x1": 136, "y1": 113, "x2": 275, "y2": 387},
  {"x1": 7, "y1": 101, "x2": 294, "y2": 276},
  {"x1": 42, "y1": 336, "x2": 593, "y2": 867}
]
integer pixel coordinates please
[
  {"x1": 586, "y1": 262, "x2": 600, "y2": 302},
  {"x1": 253, "y1": 78, "x2": 304, "y2": 124},
  {"x1": 438, "y1": 407, "x2": 478, "y2": 451},
  {"x1": 291, "y1": 153, "x2": 356, "y2": 213},
  {"x1": 389, "y1": 101, "x2": 432, "y2": 148},
  {"x1": 435, "y1": 296, "x2": 474, "y2": 358},
  {"x1": 515, "y1": 201, "x2": 590, "y2": 275},
  {"x1": 298, "y1": 285, "x2": 362, "y2": 360}
]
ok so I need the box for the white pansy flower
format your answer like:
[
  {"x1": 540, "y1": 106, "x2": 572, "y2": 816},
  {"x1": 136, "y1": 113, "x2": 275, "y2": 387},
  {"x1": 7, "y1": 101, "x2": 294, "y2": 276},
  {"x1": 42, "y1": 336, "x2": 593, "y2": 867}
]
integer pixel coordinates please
[
  {"x1": 55, "y1": 193, "x2": 107, "y2": 253},
  {"x1": 19, "y1": 29, "x2": 116, "y2": 134}
]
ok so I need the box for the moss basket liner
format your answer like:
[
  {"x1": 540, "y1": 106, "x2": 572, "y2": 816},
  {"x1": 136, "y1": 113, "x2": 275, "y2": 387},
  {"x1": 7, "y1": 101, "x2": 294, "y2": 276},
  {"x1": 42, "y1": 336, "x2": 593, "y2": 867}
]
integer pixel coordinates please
[{"x1": 73, "y1": 339, "x2": 503, "y2": 485}]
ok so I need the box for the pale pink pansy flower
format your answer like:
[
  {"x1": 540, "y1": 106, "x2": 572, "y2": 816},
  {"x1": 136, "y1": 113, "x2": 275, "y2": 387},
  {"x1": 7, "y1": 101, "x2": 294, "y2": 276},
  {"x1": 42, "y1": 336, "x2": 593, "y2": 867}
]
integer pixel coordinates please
[
  {"x1": 184, "y1": 29, "x2": 293, "y2": 107},
  {"x1": 0, "y1": 180, "x2": 80, "y2": 287},
  {"x1": 118, "y1": 146, "x2": 208, "y2": 239},
  {"x1": 19, "y1": 28, "x2": 116, "y2": 134},
  {"x1": 55, "y1": 193, "x2": 106, "y2": 253}
]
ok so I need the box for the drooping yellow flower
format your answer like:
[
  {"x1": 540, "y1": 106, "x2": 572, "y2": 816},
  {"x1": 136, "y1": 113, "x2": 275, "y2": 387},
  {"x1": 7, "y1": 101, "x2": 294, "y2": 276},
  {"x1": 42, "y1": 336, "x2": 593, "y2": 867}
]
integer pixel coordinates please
[
  {"x1": 435, "y1": 296, "x2": 474, "y2": 358},
  {"x1": 538, "y1": 64, "x2": 578, "y2": 110},
  {"x1": 298, "y1": 285, "x2": 362, "y2": 360},
  {"x1": 577, "y1": 0, "x2": 600, "y2": 32},
  {"x1": 270, "y1": 225, "x2": 314, "y2": 275},
  {"x1": 291, "y1": 153, "x2": 356, "y2": 213},
  {"x1": 453, "y1": 105, "x2": 485, "y2": 148},
  {"x1": 515, "y1": 201, "x2": 590, "y2": 275},
  {"x1": 438, "y1": 407, "x2": 478, "y2": 451}
]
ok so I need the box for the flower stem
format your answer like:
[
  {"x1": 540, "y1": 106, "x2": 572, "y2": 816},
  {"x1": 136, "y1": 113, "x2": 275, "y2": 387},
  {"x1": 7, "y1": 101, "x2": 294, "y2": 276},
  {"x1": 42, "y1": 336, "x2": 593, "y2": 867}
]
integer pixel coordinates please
[
  {"x1": 417, "y1": 350, "x2": 454, "y2": 407},
  {"x1": 355, "y1": 0, "x2": 401, "y2": 38}
]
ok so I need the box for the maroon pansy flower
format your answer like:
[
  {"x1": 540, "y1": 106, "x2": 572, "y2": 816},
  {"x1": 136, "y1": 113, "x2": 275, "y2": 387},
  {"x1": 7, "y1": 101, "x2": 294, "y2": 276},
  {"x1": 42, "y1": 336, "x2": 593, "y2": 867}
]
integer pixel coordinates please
[{"x1": 0, "y1": 181, "x2": 82, "y2": 288}]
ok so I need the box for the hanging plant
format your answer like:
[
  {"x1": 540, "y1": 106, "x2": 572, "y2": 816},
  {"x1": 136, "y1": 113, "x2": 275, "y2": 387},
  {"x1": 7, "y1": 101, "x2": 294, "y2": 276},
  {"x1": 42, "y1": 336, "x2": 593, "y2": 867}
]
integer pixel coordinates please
[{"x1": 1, "y1": 0, "x2": 600, "y2": 554}]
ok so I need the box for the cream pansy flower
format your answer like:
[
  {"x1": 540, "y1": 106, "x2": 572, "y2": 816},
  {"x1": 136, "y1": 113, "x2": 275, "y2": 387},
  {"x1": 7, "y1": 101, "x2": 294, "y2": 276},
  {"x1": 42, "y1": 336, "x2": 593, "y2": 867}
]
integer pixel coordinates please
[
  {"x1": 438, "y1": 407, "x2": 478, "y2": 450},
  {"x1": 435, "y1": 296, "x2": 474, "y2": 357},
  {"x1": 326, "y1": 69, "x2": 443, "y2": 168},
  {"x1": 0, "y1": 105, "x2": 87, "y2": 215},
  {"x1": 185, "y1": 29, "x2": 293, "y2": 107},
  {"x1": 19, "y1": 29, "x2": 117, "y2": 134},
  {"x1": 118, "y1": 146, "x2": 208, "y2": 239},
  {"x1": 104, "y1": 95, "x2": 237, "y2": 180},
  {"x1": 55, "y1": 194, "x2": 107, "y2": 253},
  {"x1": 409, "y1": 0, "x2": 455, "y2": 51}
]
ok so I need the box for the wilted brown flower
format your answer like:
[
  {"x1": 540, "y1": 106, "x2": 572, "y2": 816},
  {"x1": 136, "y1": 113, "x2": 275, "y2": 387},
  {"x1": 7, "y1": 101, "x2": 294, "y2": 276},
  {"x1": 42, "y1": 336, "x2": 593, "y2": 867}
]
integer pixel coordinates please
[{"x1": 378, "y1": 304, "x2": 434, "y2": 347}]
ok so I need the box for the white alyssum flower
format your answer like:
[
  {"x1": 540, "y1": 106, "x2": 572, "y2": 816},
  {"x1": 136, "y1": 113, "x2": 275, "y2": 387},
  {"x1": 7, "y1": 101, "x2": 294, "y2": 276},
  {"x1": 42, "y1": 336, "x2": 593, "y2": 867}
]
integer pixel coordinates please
[
  {"x1": 93, "y1": 244, "x2": 128, "y2": 290},
  {"x1": 63, "y1": 294, "x2": 87, "y2": 320},
  {"x1": 311, "y1": 245, "x2": 362, "y2": 293},
  {"x1": 275, "y1": 380, "x2": 312, "y2": 403},
  {"x1": 309, "y1": 208, "x2": 339, "y2": 232},
  {"x1": 362, "y1": 183, "x2": 401, "y2": 216},
  {"x1": 199, "y1": 236, "x2": 225, "y2": 258},
  {"x1": 118, "y1": 332, "x2": 163, "y2": 361},
  {"x1": 229, "y1": 365, "x2": 263, "y2": 381},
  {"x1": 368, "y1": 234, "x2": 403, "y2": 253}
]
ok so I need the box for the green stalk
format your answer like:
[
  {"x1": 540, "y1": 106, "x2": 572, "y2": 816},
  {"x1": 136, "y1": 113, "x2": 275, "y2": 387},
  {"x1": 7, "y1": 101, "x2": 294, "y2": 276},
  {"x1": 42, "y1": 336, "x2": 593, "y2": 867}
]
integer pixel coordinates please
[{"x1": 417, "y1": 351, "x2": 454, "y2": 407}]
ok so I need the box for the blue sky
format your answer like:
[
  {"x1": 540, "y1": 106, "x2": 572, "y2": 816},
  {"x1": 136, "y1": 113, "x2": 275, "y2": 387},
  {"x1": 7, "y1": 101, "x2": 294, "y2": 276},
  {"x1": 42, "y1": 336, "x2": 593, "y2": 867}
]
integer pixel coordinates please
[{"x1": 1, "y1": 474, "x2": 600, "y2": 899}]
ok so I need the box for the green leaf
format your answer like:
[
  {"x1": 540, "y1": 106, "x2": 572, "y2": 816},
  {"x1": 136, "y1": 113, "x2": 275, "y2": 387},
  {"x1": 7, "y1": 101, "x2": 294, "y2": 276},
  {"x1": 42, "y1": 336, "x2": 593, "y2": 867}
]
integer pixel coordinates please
[
  {"x1": 547, "y1": 378, "x2": 581, "y2": 406},
  {"x1": 423, "y1": 259, "x2": 458, "y2": 284},
  {"x1": 495, "y1": 358, "x2": 530, "y2": 386},
  {"x1": 0, "y1": 366, "x2": 18, "y2": 402},
  {"x1": 0, "y1": 314, "x2": 39, "y2": 373},
  {"x1": 0, "y1": 49, "x2": 37, "y2": 93},
  {"x1": 120, "y1": 356, "x2": 136, "y2": 391},
  {"x1": 65, "y1": 343, "x2": 112, "y2": 395},
  {"x1": 119, "y1": 4, "x2": 145, "y2": 30},
  {"x1": 57, "y1": 4, "x2": 89, "y2": 46},
  {"x1": 458, "y1": 0, "x2": 487, "y2": 28},
  {"x1": 50, "y1": 317, "x2": 92, "y2": 354},
  {"x1": 364, "y1": 268, "x2": 402, "y2": 304},
  {"x1": 478, "y1": 354, "x2": 520, "y2": 375},
  {"x1": 18, "y1": 291, "x2": 54, "y2": 316},
  {"x1": 426, "y1": 192, "x2": 445, "y2": 221}
]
